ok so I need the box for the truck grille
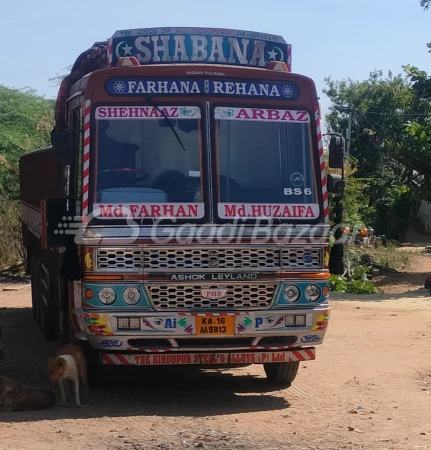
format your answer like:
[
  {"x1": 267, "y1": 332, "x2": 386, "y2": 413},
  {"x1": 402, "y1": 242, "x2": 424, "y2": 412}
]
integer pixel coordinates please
[
  {"x1": 146, "y1": 284, "x2": 277, "y2": 310},
  {"x1": 281, "y1": 248, "x2": 321, "y2": 269},
  {"x1": 95, "y1": 247, "x2": 322, "y2": 271},
  {"x1": 97, "y1": 248, "x2": 143, "y2": 270}
]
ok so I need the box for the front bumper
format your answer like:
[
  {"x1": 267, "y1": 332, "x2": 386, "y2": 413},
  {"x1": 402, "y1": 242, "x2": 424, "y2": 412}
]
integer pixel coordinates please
[
  {"x1": 72, "y1": 306, "x2": 330, "y2": 353},
  {"x1": 101, "y1": 347, "x2": 316, "y2": 366}
]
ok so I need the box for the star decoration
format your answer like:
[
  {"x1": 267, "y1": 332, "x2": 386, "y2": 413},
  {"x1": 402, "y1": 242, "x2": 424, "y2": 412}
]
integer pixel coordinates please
[
  {"x1": 267, "y1": 49, "x2": 277, "y2": 61},
  {"x1": 122, "y1": 43, "x2": 133, "y2": 56}
]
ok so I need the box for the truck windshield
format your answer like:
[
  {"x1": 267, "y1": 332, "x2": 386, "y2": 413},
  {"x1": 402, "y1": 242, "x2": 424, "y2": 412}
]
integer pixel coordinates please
[
  {"x1": 93, "y1": 105, "x2": 204, "y2": 220},
  {"x1": 213, "y1": 106, "x2": 320, "y2": 221}
]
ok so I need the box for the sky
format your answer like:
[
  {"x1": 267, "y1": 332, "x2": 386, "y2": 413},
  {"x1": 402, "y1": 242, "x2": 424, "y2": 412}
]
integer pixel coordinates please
[{"x1": 0, "y1": 0, "x2": 430, "y2": 131}]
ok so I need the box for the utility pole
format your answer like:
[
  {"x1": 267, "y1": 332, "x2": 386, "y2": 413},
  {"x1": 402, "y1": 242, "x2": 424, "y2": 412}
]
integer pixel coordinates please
[{"x1": 346, "y1": 107, "x2": 352, "y2": 157}]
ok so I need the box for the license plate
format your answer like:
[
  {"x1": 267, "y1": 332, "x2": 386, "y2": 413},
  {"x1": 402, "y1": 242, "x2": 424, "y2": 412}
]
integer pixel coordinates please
[{"x1": 196, "y1": 315, "x2": 235, "y2": 335}]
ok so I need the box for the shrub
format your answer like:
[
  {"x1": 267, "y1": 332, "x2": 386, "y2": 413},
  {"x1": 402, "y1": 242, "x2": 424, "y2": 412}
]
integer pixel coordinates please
[
  {"x1": 329, "y1": 264, "x2": 377, "y2": 294},
  {"x1": 0, "y1": 198, "x2": 25, "y2": 268},
  {"x1": 370, "y1": 243, "x2": 412, "y2": 270},
  {"x1": 329, "y1": 246, "x2": 377, "y2": 294}
]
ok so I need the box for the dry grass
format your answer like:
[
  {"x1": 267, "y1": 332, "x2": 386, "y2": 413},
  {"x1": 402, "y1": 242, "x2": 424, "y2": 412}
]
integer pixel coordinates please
[
  {"x1": 0, "y1": 199, "x2": 25, "y2": 268},
  {"x1": 362, "y1": 243, "x2": 414, "y2": 270}
]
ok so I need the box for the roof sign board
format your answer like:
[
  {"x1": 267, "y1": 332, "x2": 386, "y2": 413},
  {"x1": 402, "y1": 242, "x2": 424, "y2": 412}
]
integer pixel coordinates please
[
  {"x1": 108, "y1": 27, "x2": 292, "y2": 71},
  {"x1": 105, "y1": 77, "x2": 299, "y2": 100}
]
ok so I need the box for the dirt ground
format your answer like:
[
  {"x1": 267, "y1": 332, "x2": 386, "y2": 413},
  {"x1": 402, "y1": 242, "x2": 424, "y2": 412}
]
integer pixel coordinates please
[
  {"x1": 1, "y1": 253, "x2": 431, "y2": 450},
  {"x1": 372, "y1": 248, "x2": 431, "y2": 296}
]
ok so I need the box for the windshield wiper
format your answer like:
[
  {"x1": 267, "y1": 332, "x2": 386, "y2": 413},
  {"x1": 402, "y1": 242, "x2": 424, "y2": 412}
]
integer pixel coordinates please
[{"x1": 146, "y1": 96, "x2": 187, "y2": 152}]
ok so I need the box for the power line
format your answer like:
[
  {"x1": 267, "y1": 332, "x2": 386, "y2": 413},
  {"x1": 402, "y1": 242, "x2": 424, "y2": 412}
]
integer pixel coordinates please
[
  {"x1": 340, "y1": 108, "x2": 430, "y2": 117},
  {"x1": 366, "y1": 111, "x2": 430, "y2": 117}
]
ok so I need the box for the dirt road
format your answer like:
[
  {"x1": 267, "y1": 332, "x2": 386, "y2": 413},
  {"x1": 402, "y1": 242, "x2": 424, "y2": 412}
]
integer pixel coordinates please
[{"x1": 1, "y1": 284, "x2": 431, "y2": 450}]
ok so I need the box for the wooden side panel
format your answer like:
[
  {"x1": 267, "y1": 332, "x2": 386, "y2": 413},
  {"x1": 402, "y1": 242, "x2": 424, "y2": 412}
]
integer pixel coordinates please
[{"x1": 19, "y1": 147, "x2": 62, "y2": 209}]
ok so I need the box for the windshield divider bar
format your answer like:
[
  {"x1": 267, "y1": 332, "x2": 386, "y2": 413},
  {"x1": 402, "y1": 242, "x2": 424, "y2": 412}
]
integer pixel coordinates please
[{"x1": 206, "y1": 101, "x2": 214, "y2": 224}]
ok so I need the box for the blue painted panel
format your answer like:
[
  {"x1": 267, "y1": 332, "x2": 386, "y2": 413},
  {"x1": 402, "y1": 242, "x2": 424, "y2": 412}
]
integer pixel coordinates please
[
  {"x1": 110, "y1": 27, "x2": 290, "y2": 69},
  {"x1": 274, "y1": 281, "x2": 329, "y2": 307},
  {"x1": 105, "y1": 78, "x2": 299, "y2": 100},
  {"x1": 83, "y1": 284, "x2": 151, "y2": 308}
]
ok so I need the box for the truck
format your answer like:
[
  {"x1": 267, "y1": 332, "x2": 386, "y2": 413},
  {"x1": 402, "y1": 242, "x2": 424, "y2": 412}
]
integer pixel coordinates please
[{"x1": 19, "y1": 27, "x2": 345, "y2": 386}]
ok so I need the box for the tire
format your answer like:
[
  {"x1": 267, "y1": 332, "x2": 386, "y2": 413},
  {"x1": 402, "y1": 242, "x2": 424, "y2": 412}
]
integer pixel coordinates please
[
  {"x1": 40, "y1": 295, "x2": 56, "y2": 340},
  {"x1": 263, "y1": 361, "x2": 300, "y2": 386},
  {"x1": 30, "y1": 255, "x2": 40, "y2": 322},
  {"x1": 79, "y1": 341, "x2": 103, "y2": 386},
  {"x1": 38, "y1": 259, "x2": 56, "y2": 341},
  {"x1": 58, "y1": 280, "x2": 70, "y2": 346},
  {"x1": 58, "y1": 309, "x2": 70, "y2": 346}
]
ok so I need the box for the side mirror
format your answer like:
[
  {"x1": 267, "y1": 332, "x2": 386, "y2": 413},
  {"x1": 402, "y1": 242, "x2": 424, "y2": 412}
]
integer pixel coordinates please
[
  {"x1": 51, "y1": 130, "x2": 74, "y2": 166},
  {"x1": 327, "y1": 173, "x2": 345, "y2": 196},
  {"x1": 329, "y1": 136, "x2": 345, "y2": 169},
  {"x1": 41, "y1": 197, "x2": 76, "y2": 249}
]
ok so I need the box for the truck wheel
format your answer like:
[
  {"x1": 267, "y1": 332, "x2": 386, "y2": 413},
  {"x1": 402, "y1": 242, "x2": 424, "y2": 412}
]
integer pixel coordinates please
[
  {"x1": 58, "y1": 314, "x2": 70, "y2": 346},
  {"x1": 79, "y1": 341, "x2": 103, "y2": 386},
  {"x1": 263, "y1": 361, "x2": 300, "y2": 386},
  {"x1": 38, "y1": 259, "x2": 56, "y2": 341},
  {"x1": 39, "y1": 293, "x2": 56, "y2": 341},
  {"x1": 30, "y1": 255, "x2": 40, "y2": 322}
]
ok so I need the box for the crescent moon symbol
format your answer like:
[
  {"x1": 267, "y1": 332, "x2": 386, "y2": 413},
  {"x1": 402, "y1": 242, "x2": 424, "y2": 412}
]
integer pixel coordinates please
[
  {"x1": 274, "y1": 46, "x2": 285, "y2": 62},
  {"x1": 115, "y1": 41, "x2": 126, "y2": 59}
]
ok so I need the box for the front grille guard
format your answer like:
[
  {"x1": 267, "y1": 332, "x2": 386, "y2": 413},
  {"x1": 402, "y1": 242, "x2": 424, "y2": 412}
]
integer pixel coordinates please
[
  {"x1": 145, "y1": 283, "x2": 278, "y2": 311},
  {"x1": 94, "y1": 246, "x2": 323, "y2": 272}
]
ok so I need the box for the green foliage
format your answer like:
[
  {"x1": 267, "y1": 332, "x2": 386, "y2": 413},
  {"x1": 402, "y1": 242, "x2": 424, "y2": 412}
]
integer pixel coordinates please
[
  {"x1": 0, "y1": 85, "x2": 54, "y2": 200},
  {"x1": 324, "y1": 69, "x2": 431, "y2": 240},
  {"x1": 342, "y1": 169, "x2": 375, "y2": 226},
  {"x1": 421, "y1": 0, "x2": 430, "y2": 10},
  {"x1": 328, "y1": 244, "x2": 376, "y2": 294},
  {"x1": 329, "y1": 243, "x2": 414, "y2": 295},
  {"x1": 0, "y1": 85, "x2": 54, "y2": 266},
  {"x1": 324, "y1": 70, "x2": 415, "y2": 179},
  {"x1": 328, "y1": 274, "x2": 348, "y2": 292},
  {"x1": 381, "y1": 66, "x2": 431, "y2": 203},
  {"x1": 370, "y1": 243, "x2": 413, "y2": 270},
  {"x1": 329, "y1": 266, "x2": 376, "y2": 295},
  {"x1": 375, "y1": 184, "x2": 420, "y2": 242},
  {"x1": 327, "y1": 159, "x2": 375, "y2": 227},
  {"x1": 342, "y1": 245, "x2": 362, "y2": 277}
]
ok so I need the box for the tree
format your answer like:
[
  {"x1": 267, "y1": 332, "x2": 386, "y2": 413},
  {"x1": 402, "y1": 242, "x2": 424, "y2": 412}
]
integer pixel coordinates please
[
  {"x1": 323, "y1": 70, "x2": 431, "y2": 240},
  {"x1": 421, "y1": 0, "x2": 430, "y2": 9},
  {"x1": 48, "y1": 65, "x2": 72, "y2": 87},
  {"x1": 0, "y1": 85, "x2": 54, "y2": 200},
  {"x1": 0, "y1": 85, "x2": 54, "y2": 265},
  {"x1": 326, "y1": 158, "x2": 374, "y2": 228}
]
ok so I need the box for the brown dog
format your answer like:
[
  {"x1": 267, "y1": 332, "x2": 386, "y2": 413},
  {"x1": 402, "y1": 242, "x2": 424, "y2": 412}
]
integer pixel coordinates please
[
  {"x1": 0, "y1": 376, "x2": 55, "y2": 412},
  {"x1": 47, "y1": 344, "x2": 88, "y2": 407}
]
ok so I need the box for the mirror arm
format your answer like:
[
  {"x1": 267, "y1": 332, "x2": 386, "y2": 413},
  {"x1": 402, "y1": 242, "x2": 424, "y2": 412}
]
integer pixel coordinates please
[{"x1": 51, "y1": 129, "x2": 75, "y2": 166}]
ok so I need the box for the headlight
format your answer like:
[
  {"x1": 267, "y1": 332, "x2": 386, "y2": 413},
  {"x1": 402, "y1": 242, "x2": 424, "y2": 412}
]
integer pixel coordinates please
[
  {"x1": 122, "y1": 287, "x2": 141, "y2": 305},
  {"x1": 305, "y1": 284, "x2": 321, "y2": 302},
  {"x1": 98, "y1": 287, "x2": 116, "y2": 305},
  {"x1": 283, "y1": 284, "x2": 300, "y2": 303}
]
